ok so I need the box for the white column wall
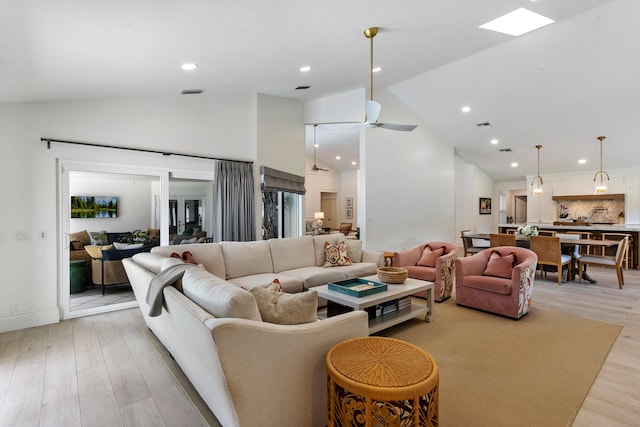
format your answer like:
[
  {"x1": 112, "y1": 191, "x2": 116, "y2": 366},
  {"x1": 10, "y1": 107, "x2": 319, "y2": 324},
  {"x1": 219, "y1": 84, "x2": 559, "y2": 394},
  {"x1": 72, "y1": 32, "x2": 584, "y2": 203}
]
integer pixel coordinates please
[{"x1": 363, "y1": 88, "x2": 455, "y2": 252}]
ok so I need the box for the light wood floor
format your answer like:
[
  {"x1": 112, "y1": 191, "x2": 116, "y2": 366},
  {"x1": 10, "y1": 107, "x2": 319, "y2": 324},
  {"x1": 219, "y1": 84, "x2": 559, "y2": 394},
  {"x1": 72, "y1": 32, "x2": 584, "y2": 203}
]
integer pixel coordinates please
[{"x1": 0, "y1": 266, "x2": 638, "y2": 426}]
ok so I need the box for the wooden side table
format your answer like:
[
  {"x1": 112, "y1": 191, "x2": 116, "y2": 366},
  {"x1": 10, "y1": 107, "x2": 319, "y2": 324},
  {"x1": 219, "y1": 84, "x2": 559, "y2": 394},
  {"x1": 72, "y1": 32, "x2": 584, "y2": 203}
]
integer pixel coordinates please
[{"x1": 326, "y1": 336, "x2": 438, "y2": 426}]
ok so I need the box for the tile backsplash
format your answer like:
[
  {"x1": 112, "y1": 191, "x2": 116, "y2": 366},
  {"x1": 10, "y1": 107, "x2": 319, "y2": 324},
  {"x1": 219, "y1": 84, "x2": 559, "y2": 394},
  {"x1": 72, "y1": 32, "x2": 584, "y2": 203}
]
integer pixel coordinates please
[{"x1": 555, "y1": 199, "x2": 625, "y2": 224}]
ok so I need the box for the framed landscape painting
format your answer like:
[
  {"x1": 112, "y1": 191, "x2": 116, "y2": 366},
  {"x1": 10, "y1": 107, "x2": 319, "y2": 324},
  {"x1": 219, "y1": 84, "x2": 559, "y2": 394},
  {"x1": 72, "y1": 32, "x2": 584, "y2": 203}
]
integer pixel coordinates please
[
  {"x1": 71, "y1": 196, "x2": 118, "y2": 218},
  {"x1": 479, "y1": 197, "x2": 492, "y2": 215}
]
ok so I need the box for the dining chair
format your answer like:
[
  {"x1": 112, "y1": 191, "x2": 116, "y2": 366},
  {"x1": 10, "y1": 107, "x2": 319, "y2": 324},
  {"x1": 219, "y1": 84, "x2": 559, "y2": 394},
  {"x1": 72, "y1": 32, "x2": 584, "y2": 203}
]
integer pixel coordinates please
[
  {"x1": 564, "y1": 231, "x2": 595, "y2": 255},
  {"x1": 461, "y1": 230, "x2": 489, "y2": 257},
  {"x1": 529, "y1": 235, "x2": 572, "y2": 285},
  {"x1": 601, "y1": 232, "x2": 633, "y2": 269},
  {"x1": 537, "y1": 230, "x2": 556, "y2": 237},
  {"x1": 490, "y1": 233, "x2": 516, "y2": 247},
  {"x1": 579, "y1": 237, "x2": 628, "y2": 289}
]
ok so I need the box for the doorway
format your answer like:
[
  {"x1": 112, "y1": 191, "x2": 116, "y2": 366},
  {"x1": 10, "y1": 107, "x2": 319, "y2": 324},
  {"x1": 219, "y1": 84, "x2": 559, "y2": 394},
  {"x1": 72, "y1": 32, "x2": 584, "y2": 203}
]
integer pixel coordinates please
[
  {"x1": 320, "y1": 192, "x2": 337, "y2": 230},
  {"x1": 515, "y1": 196, "x2": 528, "y2": 223}
]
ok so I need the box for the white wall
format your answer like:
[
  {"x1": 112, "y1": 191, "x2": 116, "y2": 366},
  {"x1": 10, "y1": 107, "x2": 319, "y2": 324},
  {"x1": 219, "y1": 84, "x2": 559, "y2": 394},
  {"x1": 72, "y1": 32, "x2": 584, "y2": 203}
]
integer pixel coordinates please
[
  {"x1": 363, "y1": 88, "x2": 456, "y2": 252},
  {"x1": 0, "y1": 92, "x2": 265, "y2": 332},
  {"x1": 455, "y1": 156, "x2": 498, "y2": 243},
  {"x1": 70, "y1": 172, "x2": 154, "y2": 234}
]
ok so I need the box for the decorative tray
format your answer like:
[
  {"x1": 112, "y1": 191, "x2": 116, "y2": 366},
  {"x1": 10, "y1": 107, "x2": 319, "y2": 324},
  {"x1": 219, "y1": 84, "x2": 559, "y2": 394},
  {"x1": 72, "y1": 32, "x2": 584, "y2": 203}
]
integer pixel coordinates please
[{"x1": 328, "y1": 278, "x2": 388, "y2": 297}]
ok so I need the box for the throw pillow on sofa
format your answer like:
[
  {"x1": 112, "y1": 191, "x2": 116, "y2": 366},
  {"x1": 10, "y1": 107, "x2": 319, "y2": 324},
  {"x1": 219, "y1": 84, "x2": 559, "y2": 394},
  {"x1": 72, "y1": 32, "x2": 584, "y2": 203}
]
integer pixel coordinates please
[
  {"x1": 417, "y1": 245, "x2": 445, "y2": 267},
  {"x1": 89, "y1": 230, "x2": 109, "y2": 245},
  {"x1": 182, "y1": 268, "x2": 262, "y2": 321},
  {"x1": 250, "y1": 287, "x2": 318, "y2": 325},
  {"x1": 483, "y1": 250, "x2": 516, "y2": 279},
  {"x1": 84, "y1": 244, "x2": 115, "y2": 259},
  {"x1": 323, "y1": 241, "x2": 352, "y2": 267},
  {"x1": 113, "y1": 242, "x2": 144, "y2": 250}
]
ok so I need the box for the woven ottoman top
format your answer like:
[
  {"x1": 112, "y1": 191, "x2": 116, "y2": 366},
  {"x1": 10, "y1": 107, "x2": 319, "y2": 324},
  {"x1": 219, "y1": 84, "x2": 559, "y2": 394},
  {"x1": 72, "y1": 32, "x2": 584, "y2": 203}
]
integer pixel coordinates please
[{"x1": 327, "y1": 336, "x2": 437, "y2": 398}]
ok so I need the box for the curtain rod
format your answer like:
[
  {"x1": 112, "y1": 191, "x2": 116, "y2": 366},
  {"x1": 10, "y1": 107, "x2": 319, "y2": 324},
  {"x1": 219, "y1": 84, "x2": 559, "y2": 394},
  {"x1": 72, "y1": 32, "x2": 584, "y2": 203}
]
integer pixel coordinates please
[{"x1": 41, "y1": 137, "x2": 253, "y2": 164}]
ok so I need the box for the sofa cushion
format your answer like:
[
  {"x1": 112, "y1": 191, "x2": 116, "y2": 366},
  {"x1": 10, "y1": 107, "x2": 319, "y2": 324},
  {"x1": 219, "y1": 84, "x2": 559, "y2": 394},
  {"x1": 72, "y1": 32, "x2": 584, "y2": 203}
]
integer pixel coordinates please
[
  {"x1": 221, "y1": 240, "x2": 273, "y2": 279},
  {"x1": 417, "y1": 246, "x2": 444, "y2": 267},
  {"x1": 313, "y1": 233, "x2": 343, "y2": 266},
  {"x1": 152, "y1": 243, "x2": 226, "y2": 279},
  {"x1": 182, "y1": 268, "x2": 262, "y2": 321},
  {"x1": 404, "y1": 265, "x2": 436, "y2": 282},
  {"x1": 70, "y1": 229, "x2": 91, "y2": 246},
  {"x1": 345, "y1": 239, "x2": 363, "y2": 263},
  {"x1": 250, "y1": 287, "x2": 318, "y2": 325},
  {"x1": 280, "y1": 266, "x2": 347, "y2": 290},
  {"x1": 113, "y1": 242, "x2": 144, "y2": 250},
  {"x1": 324, "y1": 241, "x2": 352, "y2": 267},
  {"x1": 227, "y1": 273, "x2": 304, "y2": 293},
  {"x1": 463, "y1": 275, "x2": 512, "y2": 295},
  {"x1": 484, "y1": 250, "x2": 516, "y2": 279},
  {"x1": 89, "y1": 230, "x2": 109, "y2": 245},
  {"x1": 132, "y1": 252, "x2": 173, "y2": 274},
  {"x1": 269, "y1": 236, "x2": 315, "y2": 273},
  {"x1": 85, "y1": 244, "x2": 114, "y2": 259},
  {"x1": 332, "y1": 263, "x2": 379, "y2": 281}
]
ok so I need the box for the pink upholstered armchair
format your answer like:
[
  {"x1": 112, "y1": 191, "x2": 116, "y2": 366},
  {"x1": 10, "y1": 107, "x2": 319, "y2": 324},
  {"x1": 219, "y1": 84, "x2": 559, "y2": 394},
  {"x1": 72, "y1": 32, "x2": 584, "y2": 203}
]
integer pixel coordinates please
[
  {"x1": 392, "y1": 241, "x2": 458, "y2": 302},
  {"x1": 455, "y1": 247, "x2": 537, "y2": 319}
]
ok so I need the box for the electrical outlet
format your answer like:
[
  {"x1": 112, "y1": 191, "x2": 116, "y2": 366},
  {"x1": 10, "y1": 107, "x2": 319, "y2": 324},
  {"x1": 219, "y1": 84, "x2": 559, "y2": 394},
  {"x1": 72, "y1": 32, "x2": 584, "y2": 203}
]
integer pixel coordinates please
[
  {"x1": 40, "y1": 231, "x2": 47, "y2": 240},
  {"x1": 10, "y1": 302, "x2": 21, "y2": 314}
]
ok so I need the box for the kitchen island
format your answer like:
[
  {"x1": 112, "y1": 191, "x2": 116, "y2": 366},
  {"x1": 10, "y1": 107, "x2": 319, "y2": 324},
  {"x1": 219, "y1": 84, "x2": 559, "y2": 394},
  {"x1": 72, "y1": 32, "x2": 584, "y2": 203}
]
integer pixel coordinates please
[{"x1": 498, "y1": 223, "x2": 639, "y2": 269}]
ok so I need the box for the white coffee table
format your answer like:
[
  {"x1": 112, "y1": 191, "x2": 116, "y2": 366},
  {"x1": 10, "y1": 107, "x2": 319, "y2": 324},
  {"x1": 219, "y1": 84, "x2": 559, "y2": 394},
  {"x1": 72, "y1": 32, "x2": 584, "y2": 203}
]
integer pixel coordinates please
[{"x1": 314, "y1": 275, "x2": 434, "y2": 334}]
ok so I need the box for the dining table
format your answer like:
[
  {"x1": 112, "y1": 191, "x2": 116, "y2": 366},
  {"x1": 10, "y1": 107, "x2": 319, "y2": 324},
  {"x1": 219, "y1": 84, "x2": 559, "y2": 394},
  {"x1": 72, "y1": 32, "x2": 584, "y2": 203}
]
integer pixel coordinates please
[{"x1": 466, "y1": 233, "x2": 620, "y2": 283}]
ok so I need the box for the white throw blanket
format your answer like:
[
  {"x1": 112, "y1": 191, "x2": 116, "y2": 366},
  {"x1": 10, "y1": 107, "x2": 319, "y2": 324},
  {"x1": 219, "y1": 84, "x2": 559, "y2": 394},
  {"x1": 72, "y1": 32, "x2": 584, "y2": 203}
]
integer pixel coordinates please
[{"x1": 146, "y1": 263, "x2": 199, "y2": 317}]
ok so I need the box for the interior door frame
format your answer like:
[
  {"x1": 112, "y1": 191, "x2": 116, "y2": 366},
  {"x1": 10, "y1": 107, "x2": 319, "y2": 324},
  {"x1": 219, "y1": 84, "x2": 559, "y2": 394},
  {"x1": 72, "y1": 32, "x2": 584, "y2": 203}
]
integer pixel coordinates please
[{"x1": 58, "y1": 159, "x2": 170, "y2": 319}]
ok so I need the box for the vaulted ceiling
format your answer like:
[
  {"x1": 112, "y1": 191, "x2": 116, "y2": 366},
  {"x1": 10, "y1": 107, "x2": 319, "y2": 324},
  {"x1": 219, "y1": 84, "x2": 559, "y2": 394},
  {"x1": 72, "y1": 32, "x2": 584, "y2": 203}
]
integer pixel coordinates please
[{"x1": 3, "y1": 0, "x2": 634, "y2": 182}]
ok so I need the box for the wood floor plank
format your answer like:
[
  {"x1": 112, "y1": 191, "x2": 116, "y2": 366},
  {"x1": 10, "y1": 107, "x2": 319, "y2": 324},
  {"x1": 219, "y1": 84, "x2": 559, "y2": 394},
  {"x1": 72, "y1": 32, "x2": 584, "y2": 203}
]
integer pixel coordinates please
[
  {"x1": 120, "y1": 397, "x2": 166, "y2": 427},
  {"x1": 95, "y1": 316, "x2": 151, "y2": 408},
  {"x1": 141, "y1": 366, "x2": 209, "y2": 427},
  {"x1": 0, "y1": 326, "x2": 48, "y2": 427},
  {"x1": 41, "y1": 321, "x2": 82, "y2": 427},
  {"x1": 77, "y1": 364, "x2": 122, "y2": 427}
]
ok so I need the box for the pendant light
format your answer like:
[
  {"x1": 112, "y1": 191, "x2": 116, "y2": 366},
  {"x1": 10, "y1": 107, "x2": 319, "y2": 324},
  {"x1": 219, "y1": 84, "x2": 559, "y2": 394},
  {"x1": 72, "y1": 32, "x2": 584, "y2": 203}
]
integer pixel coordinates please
[
  {"x1": 593, "y1": 136, "x2": 609, "y2": 194},
  {"x1": 530, "y1": 145, "x2": 543, "y2": 196}
]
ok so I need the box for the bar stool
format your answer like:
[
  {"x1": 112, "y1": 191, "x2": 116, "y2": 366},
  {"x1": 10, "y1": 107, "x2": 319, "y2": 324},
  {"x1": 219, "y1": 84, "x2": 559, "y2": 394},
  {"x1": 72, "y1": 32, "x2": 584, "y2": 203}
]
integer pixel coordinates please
[{"x1": 601, "y1": 233, "x2": 633, "y2": 269}]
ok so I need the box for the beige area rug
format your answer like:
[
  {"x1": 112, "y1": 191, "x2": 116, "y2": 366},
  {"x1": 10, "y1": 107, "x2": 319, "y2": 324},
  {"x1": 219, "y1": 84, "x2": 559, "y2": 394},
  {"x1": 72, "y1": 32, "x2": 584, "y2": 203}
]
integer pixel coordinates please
[{"x1": 379, "y1": 301, "x2": 622, "y2": 427}]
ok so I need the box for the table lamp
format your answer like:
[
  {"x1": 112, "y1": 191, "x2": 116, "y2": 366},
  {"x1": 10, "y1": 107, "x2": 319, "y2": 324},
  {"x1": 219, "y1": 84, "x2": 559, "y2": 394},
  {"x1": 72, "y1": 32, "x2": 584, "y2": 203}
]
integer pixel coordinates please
[{"x1": 314, "y1": 212, "x2": 324, "y2": 234}]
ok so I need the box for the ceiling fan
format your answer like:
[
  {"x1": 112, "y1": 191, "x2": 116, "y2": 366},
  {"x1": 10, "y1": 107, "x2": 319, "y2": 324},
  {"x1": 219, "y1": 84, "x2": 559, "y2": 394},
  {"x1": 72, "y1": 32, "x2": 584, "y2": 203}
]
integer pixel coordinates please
[
  {"x1": 311, "y1": 125, "x2": 329, "y2": 171},
  {"x1": 363, "y1": 27, "x2": 417, "y2": 132}
]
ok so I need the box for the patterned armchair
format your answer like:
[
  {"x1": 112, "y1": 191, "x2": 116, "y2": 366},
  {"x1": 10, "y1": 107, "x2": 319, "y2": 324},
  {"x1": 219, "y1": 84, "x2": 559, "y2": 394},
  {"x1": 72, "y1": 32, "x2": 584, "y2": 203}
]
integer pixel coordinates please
[
  {"x1": 455, "y1": 247, "x2": 537, "y2": 319},
  {"x1": 392, "y1": 241, "x2": 458, "y2": 302}
]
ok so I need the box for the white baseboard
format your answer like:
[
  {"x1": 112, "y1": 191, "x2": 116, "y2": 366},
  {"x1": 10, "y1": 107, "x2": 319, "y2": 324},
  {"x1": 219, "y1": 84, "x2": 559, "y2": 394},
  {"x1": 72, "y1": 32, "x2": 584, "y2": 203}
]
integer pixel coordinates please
[{"x1": 0, "y1": 307, "x2": 60, "y2": 333}]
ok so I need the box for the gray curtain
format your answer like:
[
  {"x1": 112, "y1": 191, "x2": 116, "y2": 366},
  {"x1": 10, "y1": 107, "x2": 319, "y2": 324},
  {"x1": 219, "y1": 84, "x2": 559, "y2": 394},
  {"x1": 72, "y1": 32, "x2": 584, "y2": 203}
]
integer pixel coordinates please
[{"x1": 214, "y1": 161, "x2": 255, "y2": 242}]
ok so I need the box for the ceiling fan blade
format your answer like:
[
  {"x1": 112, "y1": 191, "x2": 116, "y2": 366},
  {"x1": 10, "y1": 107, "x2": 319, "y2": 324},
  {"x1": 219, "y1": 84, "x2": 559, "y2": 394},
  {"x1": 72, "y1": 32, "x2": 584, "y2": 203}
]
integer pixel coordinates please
[
  {"x1": 365, "y1": 100, "x2": 381, "y2": 124},
  {"x1": 376, "y1": 123, "x2": 418, "y2": 132}
]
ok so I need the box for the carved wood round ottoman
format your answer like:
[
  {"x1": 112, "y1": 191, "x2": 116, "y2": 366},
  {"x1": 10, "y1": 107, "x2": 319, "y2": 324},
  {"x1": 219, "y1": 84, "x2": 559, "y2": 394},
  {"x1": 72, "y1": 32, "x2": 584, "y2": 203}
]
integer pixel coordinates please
[{"x1": 326, "y1": 336, "x2": 439, "y2": 426}]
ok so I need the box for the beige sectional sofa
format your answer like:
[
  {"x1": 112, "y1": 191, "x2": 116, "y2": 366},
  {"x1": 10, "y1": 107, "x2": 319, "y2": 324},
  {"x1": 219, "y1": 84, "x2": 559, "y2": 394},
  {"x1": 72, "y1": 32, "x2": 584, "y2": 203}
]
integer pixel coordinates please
[{"x1": 122, "y1": 233, "x2": 383, "y2": 427}]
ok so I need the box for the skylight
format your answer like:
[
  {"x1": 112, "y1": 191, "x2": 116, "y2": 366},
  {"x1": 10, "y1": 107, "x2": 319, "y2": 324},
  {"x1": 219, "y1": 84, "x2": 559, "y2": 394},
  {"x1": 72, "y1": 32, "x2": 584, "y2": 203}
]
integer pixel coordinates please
[{"x1": 479, "y1": 8, "x2": 554, "y2": 36}]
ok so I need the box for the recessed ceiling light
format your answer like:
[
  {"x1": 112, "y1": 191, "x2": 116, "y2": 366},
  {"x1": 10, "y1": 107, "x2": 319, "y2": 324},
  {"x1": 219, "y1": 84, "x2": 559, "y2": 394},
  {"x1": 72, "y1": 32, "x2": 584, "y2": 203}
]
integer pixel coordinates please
[
  {"x1": 491, "y1": 139, "x2": 499, "y2": 145},
  {"x1": 479, "y1": 8, "x2": 554, "y2": 37},
  {"x1": 352, "y1": 161, "x2": 357, "y2": 165},
  {"x1": 578, "y1": 159, "x2": 587, "y2": 164},
  {"x1": 181, "y1": 63, "x2": 198, "y2": 71},
  {"x1": 336, "y1": 156, "x2": 341, "y2": 160},
  {"x1": 511, "y1": 162, "x2": 519, "y2": 168},
  {"x1": 372, "y1": 67, "x2": 382, "y2": 73},
  {"x1": 462, "y1": 106, "x2": 471, "y2": 113},
  {"x1": 300, "y1": 65, "x2": 312, "y2": 72},
  {"x1": 314, "y1": 144, "x2": 319, "y2": 148}
]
